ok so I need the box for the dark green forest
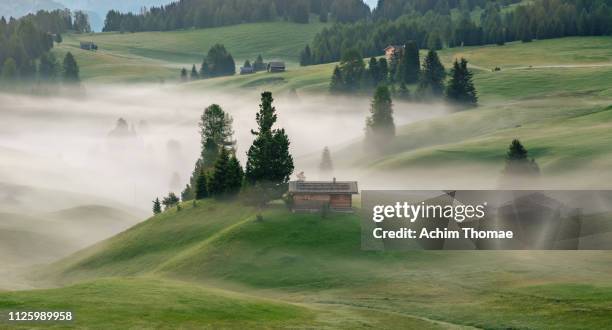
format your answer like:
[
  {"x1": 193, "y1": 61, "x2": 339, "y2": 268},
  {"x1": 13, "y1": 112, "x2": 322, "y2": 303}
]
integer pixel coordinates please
[
  {"x1": 302, "y1": 0, "x2": 612, "y2": 65},
  {"x1": 103, "y1": 0, "x2": 370, "y2": 32},
  {"x1": 0, "y1": 10, "x2": 86, "y2": 81}
]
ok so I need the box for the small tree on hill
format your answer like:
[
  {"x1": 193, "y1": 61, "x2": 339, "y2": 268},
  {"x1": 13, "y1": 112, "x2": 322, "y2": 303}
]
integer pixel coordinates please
[
  {"x1": 162, "y1": 192, "x2": 180, "y2": 210},
  {"x1": 319, "y1": 146, "x2": 333, "y2": 176},
  {"x1": 225, "y1": 154, "x2": 244, "y2": 196},
  {"x1": 254, "y1": 54, "x2": 265, "y2": 71},
  {"x1": 503, "y1": 139, "x2": 540, "y2": 176},
  {"x1": 366, "y1": 85, "x2": 395, "y2": 146},
  {"x1": 195, "y1": 170, "x2": 209, "y2": 199},
  {"x1": 190, "y1": 64, "x2": 199, "y2": 80},
  {"x1": 62, "y1": 52, "x2": 79, "y2": 83},
  {"x1": 181, "y1": 184, "x2": 194, "y2": 201},
  {"x1": 209, "y1": 147, "x2": 230, "y2": 196},
  {"x1": 243, "y1": 59, "x2": 251, "y2": 68},
  {"x1": 300, "y1": 45, "x2": 312, "y2": 66},
  {"x1": 417, "y1": 50, "x2": 446, "y2": 98},
  {"x1": 446, "y1": 58, "x2": 477, "y2": 107},
  {"x1": 180, "y1": 68, "x2": 188, "y2": 82},
  {"x1": 152, "y1": 198, "x2": 162, "y2": 214}
]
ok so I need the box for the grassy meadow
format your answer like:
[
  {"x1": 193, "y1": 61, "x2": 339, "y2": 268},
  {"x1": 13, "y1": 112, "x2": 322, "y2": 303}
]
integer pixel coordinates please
[
  {"x1": 2, "y1": 21, "x2": 611, "y2": 328},
  {"x1": 53, "y1": 21, "x2": 329, "y2": 83},
  {"x1": 3, "y1": 199, "x2": 610, "y2": 329}
]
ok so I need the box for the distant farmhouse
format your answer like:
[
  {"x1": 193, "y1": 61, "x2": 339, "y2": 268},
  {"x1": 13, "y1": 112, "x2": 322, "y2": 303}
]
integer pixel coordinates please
[
  {"x1": 384, "y1": 45, "x2": 404, "y2": 61},
  {"x1": 80, "y1": 41, "x2": 98, "y2": 51},
  {"x1": 288, "y1": 179, "x2": 359, "y2": 212},
  {"x1": 267, "y1": 61, "x2": 286, "y2": 73}
]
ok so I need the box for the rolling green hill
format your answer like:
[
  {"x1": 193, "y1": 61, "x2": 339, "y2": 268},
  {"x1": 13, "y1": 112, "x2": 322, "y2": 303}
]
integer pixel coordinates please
[
  {"x1": 53, "y1": 21, "x2": 329, "y2": 83},
  {"x1": 24, "y1": 199, "x2": 612, "y2": 329}
]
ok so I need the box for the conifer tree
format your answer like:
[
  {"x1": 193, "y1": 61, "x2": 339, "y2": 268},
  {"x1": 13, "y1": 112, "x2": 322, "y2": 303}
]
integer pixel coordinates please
[
  {"x1": 396, "y1": 41, "x2": 420, "y2": 84},
  {"x1": 329, "y1": 65, "x2": 343, "y2": 93},
  {"x1": 1, "y1": 58, "x2": 18, "y2": 80},
  {"x1": 319, "y1": 146, "x2": 333, "y2": 175},
  {"x1": 39, "y1": 52, "x2": 58, "y2": 80},
  {"x1": 225, "y1": 154, "x2": 244, "y2": 196},
  {"x1": 254, "y1": 54, "x2": 265, "y2": 71},
  {"x1": 366, "y1": 85, "x2": 395, "y2": 145},
  {"x1": 180, "y1": 68, "x2": 188, "y2": 82},
  {"x1": 445, "y1": 58, "x2": 477, "y2": 107},
  {"x1": 195, "y1": 170, "x2": 209, "y2": 199},
  {"x1": 152, "y1": 198, "x2": 162, "y2": 214},
  {"x1": 209, "y1": 147, "x2": 230, "y2": 196},
  {"x1": 181, "y1": 184, "x2": 194, "y2": 201},
  {"x1": 190, "y1": 64, "x2": 199, "y2": 80},
  {"x1": 503, "y1": 139, "x2": 540, "y2": 176},
  {"x1": 368, "y1": 57, "x2": 380, "y2": 86},
  {"x1": 300, "y1": 45, "x2": 312, "y2": 66},
  {"x1": 62, "y1": 52, "x2": 79, "y2": 82},
  {"x1": 245, "y1": 92, "x2": 294, "y2": 187},
  {"x1": 417, "y1": 50, "x2": 446, "y2": 98}
]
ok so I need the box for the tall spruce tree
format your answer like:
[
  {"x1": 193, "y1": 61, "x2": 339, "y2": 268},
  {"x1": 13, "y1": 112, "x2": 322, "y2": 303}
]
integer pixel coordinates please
[
  {"x1": 152, "y1": 198, "x2": 162, "y2": 214},
  {"x1": 38, "y1": 52, "x2": 58, "y2": 80},
  {"x1": 62, "y1": 52, "x2": 79, "y2": 82},
  {"x1": 245, "y1": 92, "x2": 294, "y2": 187},
  {"x1": 417, "y1": 50, "x2": 446, "y2": 98},
  {"x1": 225, "y1": 155, "x2": 244, "y2": 196},
  {"x1": 300, "y1": 45, "x2": 312, "y2": 66},
  {"x1": 209, "y1": 147, "x2": 230, "y2": 196},
  {"x1": 445, "y1": 58, "x2": 477, "y2": 107},
  {"x1": 396, "y1": 41, "x2": 420, "y2": 84},
  {"x1": 366, "y1": 85, "x2": 395, "y2": 145},
  {"x1": 195, "y1": 170, "x2": 209, "y2": 199}
]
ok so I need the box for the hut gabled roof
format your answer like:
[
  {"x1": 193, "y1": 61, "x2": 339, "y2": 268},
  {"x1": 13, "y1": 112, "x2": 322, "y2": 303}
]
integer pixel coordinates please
[{"x1": 289, "y1": 181, "x2": 359, "y2": 194}]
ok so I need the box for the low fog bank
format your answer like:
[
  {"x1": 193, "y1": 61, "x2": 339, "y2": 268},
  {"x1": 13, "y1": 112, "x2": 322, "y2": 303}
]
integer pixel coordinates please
[{"x1": 0, "y1": 85, "x2": 449, "y2": 211}]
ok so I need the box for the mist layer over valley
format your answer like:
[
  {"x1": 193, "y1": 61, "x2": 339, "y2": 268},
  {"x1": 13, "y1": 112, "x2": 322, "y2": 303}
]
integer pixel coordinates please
[{"x1": 0, "y1": 85, "x2": 448, "y2": 287}]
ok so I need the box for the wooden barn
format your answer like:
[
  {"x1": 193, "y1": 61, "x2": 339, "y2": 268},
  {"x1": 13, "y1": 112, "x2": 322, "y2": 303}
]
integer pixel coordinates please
[
  {"x1": 80, "y1": 41, "x2": 98, "y2": 51},
  {"x1": 288, "y1": 179, "x2": 359, "y2": 212},
  {"x1": 267, "y1": 61, "x2": 286, "y2": 73}
]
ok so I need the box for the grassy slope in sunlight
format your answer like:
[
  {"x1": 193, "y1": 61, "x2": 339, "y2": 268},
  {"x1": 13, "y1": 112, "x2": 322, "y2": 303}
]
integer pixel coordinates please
[
  {"x1": 53, "y1": 21, "x2": 328, "y2": 83},
  {"x1": 28, "y1": 199, "x2": 612, "y2": 329}
]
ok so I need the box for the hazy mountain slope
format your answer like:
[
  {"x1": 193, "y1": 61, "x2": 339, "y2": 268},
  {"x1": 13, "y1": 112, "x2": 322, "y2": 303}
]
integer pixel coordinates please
[
  {"x1": 0, "y1": 0, "x2": 64, "y2": 18},
  {"x1": 40, "y1": 199, "x2": 612, "y2": 329}
]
